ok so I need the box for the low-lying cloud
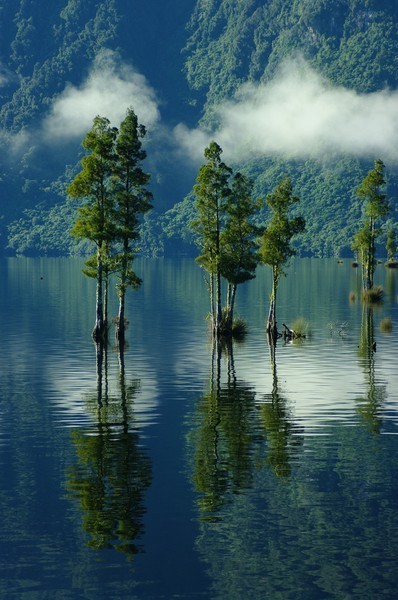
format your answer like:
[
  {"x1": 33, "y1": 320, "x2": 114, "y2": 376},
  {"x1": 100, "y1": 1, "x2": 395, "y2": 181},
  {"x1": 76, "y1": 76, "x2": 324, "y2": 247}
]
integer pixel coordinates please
[
  {"x1": 174, "y1": 58, "x2": 398, "y2": 164},
  {"x1": 43, "y1": 50, "x2": 160, "y2": 140}
]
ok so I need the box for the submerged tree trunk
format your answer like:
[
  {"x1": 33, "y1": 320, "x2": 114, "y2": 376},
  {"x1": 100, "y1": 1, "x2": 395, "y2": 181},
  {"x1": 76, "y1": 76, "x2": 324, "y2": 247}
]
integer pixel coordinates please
[
  {"x1": 116, "y1": 245, "x2": 129, "y2": 346},
  {"x1": 103, "y1": 269, "x2": 109, "y2": 340},
  {"x1": 116, "y1": 289, "x2": 126, "y2": 346},
  {"x1": 224, "y1": 282, "x2": 237, "y2": 334},
  {"x1": 209, "y1": 273, "x2": 215, "y2": 331},
  {"x1": 93, "y1": 249, "x2": 105, "y2": 342},
  {"x1": 267, "y1": 270, "x2": 278, "y2": 344},
  {"x1": 215, "y1": 269, "x2": 222, "y2": 338}
]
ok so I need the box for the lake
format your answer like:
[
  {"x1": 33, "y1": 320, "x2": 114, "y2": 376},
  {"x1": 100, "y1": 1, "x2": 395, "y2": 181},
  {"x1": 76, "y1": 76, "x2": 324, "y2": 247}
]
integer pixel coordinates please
[{"x1": 1, "y1": 256, "x2": 398, "y2": 599}]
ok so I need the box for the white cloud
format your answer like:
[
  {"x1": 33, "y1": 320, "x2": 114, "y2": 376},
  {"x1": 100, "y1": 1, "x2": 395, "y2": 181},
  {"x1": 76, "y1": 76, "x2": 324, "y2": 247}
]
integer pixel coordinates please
[
  {"x1": 174, "y1": 57, "x2": 398, "y2": 164},
  {"x1": 43, "y1": 50, "x2": 160, "y2": 140}
]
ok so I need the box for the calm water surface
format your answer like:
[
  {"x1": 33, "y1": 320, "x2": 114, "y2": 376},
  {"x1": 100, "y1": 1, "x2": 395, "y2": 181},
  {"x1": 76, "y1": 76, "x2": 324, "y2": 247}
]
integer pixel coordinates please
[{"x1": 0, "y1": 257, "x2": 398, "y2": 599}]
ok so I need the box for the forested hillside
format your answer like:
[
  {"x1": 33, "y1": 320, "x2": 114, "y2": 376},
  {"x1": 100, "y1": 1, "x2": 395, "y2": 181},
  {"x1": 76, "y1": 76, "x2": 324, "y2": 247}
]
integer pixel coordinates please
[{"x1": 1, "y1": 0, "x2": 398, "y2": 257}]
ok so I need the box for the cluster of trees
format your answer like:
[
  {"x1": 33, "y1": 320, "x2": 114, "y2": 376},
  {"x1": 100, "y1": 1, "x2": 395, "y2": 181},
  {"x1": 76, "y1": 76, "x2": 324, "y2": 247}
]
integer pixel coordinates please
[
  {"x1": 69, "y1": 112, "x2": 394, "y2": 349},
  {"x1": 68, "y1": 108, "x2": 152, "y2": 344},
  {"x1": 352, "y1": 159, "x2": 393, "y2": 299},
  {"x1": 191, "y1": 141, "x2": 305, "y2": 342},
  {"x1": 3, "y1": 1, "x2": 398, "y2": 259}
]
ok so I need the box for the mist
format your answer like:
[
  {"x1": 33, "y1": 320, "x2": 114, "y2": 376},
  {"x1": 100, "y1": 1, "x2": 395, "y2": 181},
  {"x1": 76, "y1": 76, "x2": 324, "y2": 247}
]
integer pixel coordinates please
[
  {"x1": 42, "y1": 49, "x2": 160, "y2": 141},
  {"x1": 174, "y1": 58, "x2": 398, "y2": 165}
]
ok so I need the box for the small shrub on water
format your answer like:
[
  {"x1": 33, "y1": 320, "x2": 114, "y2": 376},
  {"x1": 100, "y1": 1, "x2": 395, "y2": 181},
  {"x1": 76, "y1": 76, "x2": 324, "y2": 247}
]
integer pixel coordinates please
[
  {"x1": 349, "y1": 291, "x2": 357, "y2": 303},
  {"x1": 380, "y1": 317, "x2": 393, "y2": 333},
  {"x1": 363, "y1": 286, "x2": 384, "y2": 304},
  {"x1": 291, "y1": 317, "x2": 311, "y2": 337},
  {"x1": 232, "y1": 317, "x2": 248, "y2": 339}
]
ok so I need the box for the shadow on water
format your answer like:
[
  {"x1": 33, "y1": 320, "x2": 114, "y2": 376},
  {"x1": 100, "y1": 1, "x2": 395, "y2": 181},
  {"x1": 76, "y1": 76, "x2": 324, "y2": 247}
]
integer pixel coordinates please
[{"x1": 65, "y1": 342, "x2": 152, "y2": 558}]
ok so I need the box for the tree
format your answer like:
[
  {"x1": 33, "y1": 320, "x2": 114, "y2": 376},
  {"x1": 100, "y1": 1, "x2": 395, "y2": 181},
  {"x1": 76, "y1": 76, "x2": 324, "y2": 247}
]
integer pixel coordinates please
[
  {"x1": 259, "y1": 178, "x2": 305, "y2": 342},
  {"x1": 191, "y1": 141, "x2": 232, "y2": 338},
  {"x1": 385, "y1": 226, "x2": 396, "y2": 263},
  {"x1": 69, "y1": 110, "x2": 153, "y2": 345},
  {"x1": 69, "y1": 116, "x2": 118, "y2": 341},
  {"x1": 112, "y1": 108, "x2": 152, "y2": 345},
  {"x1": 220, "y1": 172, "x2": 262, "y2": 333},
  {"x1": 352, "y1": 159, "x2": 389, "y2": 292}
]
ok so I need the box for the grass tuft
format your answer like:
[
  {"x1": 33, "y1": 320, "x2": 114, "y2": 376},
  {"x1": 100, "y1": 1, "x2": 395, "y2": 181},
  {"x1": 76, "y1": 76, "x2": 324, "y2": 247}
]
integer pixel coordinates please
[
  {"x1": 363, "y1": 285, "x2": 384, "y2": 304},
  {"x1": 291, "y1": 317, "x2": 311, "y2": 337},
  {"x1": 232, "y1": 317, "x2": 248, "y2": 339},
  {"x1": 380, "y1": 317, "x2": 393, "y2": 333}
]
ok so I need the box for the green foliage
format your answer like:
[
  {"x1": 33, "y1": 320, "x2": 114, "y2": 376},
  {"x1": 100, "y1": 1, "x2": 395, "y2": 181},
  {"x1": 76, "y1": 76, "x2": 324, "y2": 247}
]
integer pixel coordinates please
[
  {"x1": 2, "y1": 0, "x2": 398, "y2": 258},
  {"x1": 185, "y1": 0, "x2": 398, "y2": 113},
  {"x1": 386, "y1": 226, "x2": 397, "y2": 261},
  {"x1": 260, "y1": 178, "x2": 305, "y2": 281},
  {"x1": 191, "y1": 142, "x2": 261, "y2": 337},
  {"x1": 259, "y1": 177, "x2": 305, "y2": 337},
  {"x1": 192, "y1": 141, "x2": 232, "y2": 275},
  {"x1": 220, "y1": 173, "x2": 262, "y2": 287},
  {"x1": 352, "y1": 159, "x2": 389, "y2": 291},
  {"x1": 380, "y1": 316, "x2": 392, "y2": 332},
  {"x1": 363, "y1": 284, "x2": 384, "y2": 304},
  {"x1": 69, "y1": 116, "x2": 118, "y2": 247},
  {"x1": 291, "y1": 316, "x2": 311, "y2": 337},
  {"x1": 7, "y1": 197, "x2": 88, "y2": 256},
  {"x1": 68, "y1": 108, "x2": 152, "y2": 340}
]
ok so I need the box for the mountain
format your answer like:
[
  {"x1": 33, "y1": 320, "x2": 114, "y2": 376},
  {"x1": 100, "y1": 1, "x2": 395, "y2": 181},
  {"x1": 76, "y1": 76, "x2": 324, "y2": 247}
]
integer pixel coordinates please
[{"x1": 1, "y1": 0, "x2": 398, "y2": 257}]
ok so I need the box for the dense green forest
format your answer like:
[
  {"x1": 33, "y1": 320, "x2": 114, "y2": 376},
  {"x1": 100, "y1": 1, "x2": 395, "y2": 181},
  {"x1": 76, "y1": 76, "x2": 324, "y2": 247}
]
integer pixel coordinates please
[{"x1": 1, "y1": 0, "x2": 398, "y2": 257}]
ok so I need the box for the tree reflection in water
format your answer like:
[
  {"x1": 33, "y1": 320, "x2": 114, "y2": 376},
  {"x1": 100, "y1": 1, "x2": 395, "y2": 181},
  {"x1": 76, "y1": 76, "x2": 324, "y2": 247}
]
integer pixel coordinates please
[
  {"x1": 66, "y1": 342, "x2": 152, "y2": 558},
  {"x1": 261, "y1": 340, "x2": 304, "y2": 478},
  {"x1": 356, "y1": 305, "x2": 387, "y2": 434},
  {"x1": 189, "y1": 339, "x2": 258, "y2": 521}
]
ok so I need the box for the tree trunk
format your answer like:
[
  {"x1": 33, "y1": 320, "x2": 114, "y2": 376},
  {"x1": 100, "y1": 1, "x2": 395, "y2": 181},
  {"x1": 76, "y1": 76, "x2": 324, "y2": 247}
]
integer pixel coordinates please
[
  {"x1": 116, "y1": 244, "x2": 129, "y2": 345},
  {"x1": 214, "y1": 270, "x2": 222, "y2": 338},
  {"x1": 209, "y1": 273, "x2": 215, "y2": 330},
  {"x1": 267, "y1": 272, "x2": 278, "y2": 344},
  {"x1": 93, "y1": 249, "x2": 105, "y2": 342},
  {"x1": 103, "y1": 269, "x2": 109, "y2": 338},
  {"x1": 226, "y1": 283, "x2": 237, "y2": 333},
  {"x1": 116, "y1": 289, "x2": 126, "y2": 346}
]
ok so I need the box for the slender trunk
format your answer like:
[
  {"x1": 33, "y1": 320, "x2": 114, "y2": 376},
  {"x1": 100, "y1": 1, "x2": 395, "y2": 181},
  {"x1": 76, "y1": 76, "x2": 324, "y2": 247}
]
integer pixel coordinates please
[
  {"x1": 103, "y1": 269, "x2": 109, "y2": 339},
  {"x1": 361, "y1": 249, "x2": 367, "y2": 293},
  {"x1": 117, "y1": 289, "x2": 126, "y2": 345},
  {"x1": 209, "y1": 273, "x2": 215, "y2": 327},
  {"x1": 116, "y1": 241, "x2": 129, "y2": 345},
  {"x1": 93, "y1": 247, "x2": 104, "y2": 342},
  {"x1": 267, "y1": 270, "x2": 278, "y2": 344},
  {"x1": 369, "y1": 218, "x2": 375, "y2": 289},
  {"x1": 226, "y1": 283, "x2": 237, "y2": 333},
  {"x1": 215, "y1": 269, "x2": 222, "y2": 337}
]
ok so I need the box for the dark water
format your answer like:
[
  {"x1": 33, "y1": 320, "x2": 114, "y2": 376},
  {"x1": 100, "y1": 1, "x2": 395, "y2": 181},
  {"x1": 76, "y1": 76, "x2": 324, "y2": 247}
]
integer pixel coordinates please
[{"x1": 1, "y1": 257, "x2": 398, "y2": 599}]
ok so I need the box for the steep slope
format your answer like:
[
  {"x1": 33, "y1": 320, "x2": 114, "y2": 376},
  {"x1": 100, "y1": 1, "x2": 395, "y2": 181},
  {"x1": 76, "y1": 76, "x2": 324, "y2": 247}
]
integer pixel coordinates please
[
  {"x1": 177, "y1": 0, "x2": 398, "y2": 257},
  {"x1": 0, "y1": 0, "x2": 196, "y2": 251},
  {"x1": 1, "y1": 0, "x2": 398, "y2": 257}
]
